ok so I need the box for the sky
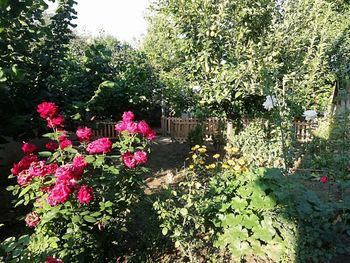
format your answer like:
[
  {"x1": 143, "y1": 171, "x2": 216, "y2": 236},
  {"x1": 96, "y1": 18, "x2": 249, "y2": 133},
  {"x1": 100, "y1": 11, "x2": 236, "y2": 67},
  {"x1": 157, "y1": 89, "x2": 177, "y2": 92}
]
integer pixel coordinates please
[{"x1": 47, "y1": 0, "x2": 151, "y2": 44}]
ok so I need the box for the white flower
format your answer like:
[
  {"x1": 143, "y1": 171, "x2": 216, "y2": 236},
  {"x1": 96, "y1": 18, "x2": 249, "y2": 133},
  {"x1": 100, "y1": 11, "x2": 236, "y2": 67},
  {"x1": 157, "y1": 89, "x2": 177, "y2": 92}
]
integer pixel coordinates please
[
  {"x1": 303, "y1": 110, "x2": 317, "y2": 121},
  {"x1": 192, "y1": 85, "x2": 202, "y2": 93},
  {"x1": 263, "y1": 95, "x2": 277, "y2": 111}
]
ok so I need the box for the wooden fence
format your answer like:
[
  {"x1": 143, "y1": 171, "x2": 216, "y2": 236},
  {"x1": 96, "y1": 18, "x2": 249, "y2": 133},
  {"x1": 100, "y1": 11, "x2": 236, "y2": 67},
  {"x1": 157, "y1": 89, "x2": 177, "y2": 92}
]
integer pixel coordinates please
[
  {"x1": 294, "y1": 120, "x2": 318, "y2": 143},
  {"x1": 161, "y1": 116, "x2": 223, "y2": 142},
  {"x1": 92, "y1": 118, "x2": 318, "y2": 143},
  {"x1": 92, "y1": 121, "x2": 118, "y2": 139}
]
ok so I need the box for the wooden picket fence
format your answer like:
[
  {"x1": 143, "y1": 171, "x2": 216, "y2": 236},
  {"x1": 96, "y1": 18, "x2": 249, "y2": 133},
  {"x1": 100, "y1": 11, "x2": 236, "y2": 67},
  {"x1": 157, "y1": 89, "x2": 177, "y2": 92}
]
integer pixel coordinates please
[
  {"x1": 91, "y1": 118, "x2": 318, "y2": 144},
  {"x1": 92, "y1": 121, "x2": 118, "y2": 139},
  {"x1": 294, "y1": 120, "x2": 318, "y2": 143},
  {"x1": 161, "y1": 116, "x2": 223, "y2": 142}
]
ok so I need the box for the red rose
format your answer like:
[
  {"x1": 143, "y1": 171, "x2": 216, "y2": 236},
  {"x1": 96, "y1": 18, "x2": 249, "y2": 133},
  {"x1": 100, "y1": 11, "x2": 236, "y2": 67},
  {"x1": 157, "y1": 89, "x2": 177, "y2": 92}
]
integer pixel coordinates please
[
  {"x1": 320, "y1": 175, "x2": 328, "y2": 183},
  {"x1": 86, "y1": 138, "x2": 112, "y2": 154},
  {"x1": 72, "y1": 155, "x2": 88, "y2": 177},
  {"x1": 60, "y1": 139, "x2": 72, "y2": 150},
  {"x1": 21, "y1": 143, "x2": 37, "y2": 154},
  {"x1": 47, "y1": 115, "x2": 65, "y2": 128},
  {"x1": 45, "y1": 256, "x2": 64, "y2": 263},
  {"x1": 17, "y1": 170, "x2": 33, "y2": 187},
  {"x1": 46, "y1": 141, "x2": 58, "y2": 151},
  {"x1": 76, "y1": 126, "x2": 93, "y2": 142},
  {"x1": 11, "y1": 154, "x2": 38, "y2": 175},
  {"x1": 77, "y1": 185, "x2": 94, "y2": 204},
  {"x1": 37, "y1": 102, "x2": 58, "y2": 119}
]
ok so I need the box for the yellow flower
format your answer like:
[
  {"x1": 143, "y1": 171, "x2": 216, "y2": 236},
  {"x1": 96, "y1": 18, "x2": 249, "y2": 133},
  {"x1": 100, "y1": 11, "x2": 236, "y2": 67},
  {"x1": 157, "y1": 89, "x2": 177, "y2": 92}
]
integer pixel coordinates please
[
  {"x1": 191, "y1": 145, "x2": 201, "y2": 151},
  {"x1": 213, "y1": 154, "x2": 220, "y2": 159},
  {"x1": 227, "y1": 160, "x2": 235, "y2": 166},
  {"x1": 192, "y1": 154, "x2": 198, "y2": 160},
  {"x1": 230, "y1": 147, "x2": 239, "y2": 153},
  {"x1": 233, "y1": 164, "x2": 241, "y2": 171},
  {"x1": 198, "y1": 148, "x2": 207, "y2": 153},
  {"x1": 206, "y1": 163, "x2": 216, "y2": 169},
  {"x1": 189, "y1": 165, "x2": 194, "y2": 169},
  {"x1": 199, "y1": 160, "x2": 205, "y2": 165},
  {"x1": 238, "y1": 159, "x2": 245, "y2": 165},
  {"x1": 222, "y1": 163, "x2": 230, "y2": 169}
]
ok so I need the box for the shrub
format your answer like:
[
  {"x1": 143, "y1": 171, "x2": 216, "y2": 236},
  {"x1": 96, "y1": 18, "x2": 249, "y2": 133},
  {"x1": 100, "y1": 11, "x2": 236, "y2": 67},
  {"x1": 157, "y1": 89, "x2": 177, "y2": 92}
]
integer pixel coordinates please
[
  {"x1": 1, "y1": 103, "x2": 155, "y2": 262},
  {"x1": 154, "y1": 146, "x2": 350, "y2": 262}
]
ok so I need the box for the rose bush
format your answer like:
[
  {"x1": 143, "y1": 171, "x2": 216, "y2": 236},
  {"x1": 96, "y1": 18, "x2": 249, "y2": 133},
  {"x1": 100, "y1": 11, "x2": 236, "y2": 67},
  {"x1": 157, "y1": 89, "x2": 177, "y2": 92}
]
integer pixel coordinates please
[{"x1": 1, "y1": 102, "x2": 155, "y2": 262}]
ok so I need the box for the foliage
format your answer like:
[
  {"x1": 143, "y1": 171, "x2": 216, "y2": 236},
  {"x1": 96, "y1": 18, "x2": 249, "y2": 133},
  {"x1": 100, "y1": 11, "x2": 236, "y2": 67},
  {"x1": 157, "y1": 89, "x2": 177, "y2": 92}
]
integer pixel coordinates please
[
  {"x1": 144, "y1": 0, "x2": 350, "y2": 122},
  {"x1": 154, "y1": 146, "x2": 350, "y2": 262},
  {"x1": 1, "y1": 104, "x2": 154, "y2": 262},
  {"x1": 0, "y1": 0, "x2": 76, "y2": 137},
  {"x1": 53, "y1": 36, "x2": 162, "y2": 123},
  {"x1": 187, "y1": 126, "x2": 204, "y2": 148}
]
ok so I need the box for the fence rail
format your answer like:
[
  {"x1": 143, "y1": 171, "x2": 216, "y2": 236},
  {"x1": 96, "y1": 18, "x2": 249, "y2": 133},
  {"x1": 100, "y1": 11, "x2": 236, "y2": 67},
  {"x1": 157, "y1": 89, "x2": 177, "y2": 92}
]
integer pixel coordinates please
[
  {"x1": 161, "y1": 116, "x2": 223, "y2": 142},
  {"x1": 91, "y1": 118, "x2": 319, "y2": 143}
]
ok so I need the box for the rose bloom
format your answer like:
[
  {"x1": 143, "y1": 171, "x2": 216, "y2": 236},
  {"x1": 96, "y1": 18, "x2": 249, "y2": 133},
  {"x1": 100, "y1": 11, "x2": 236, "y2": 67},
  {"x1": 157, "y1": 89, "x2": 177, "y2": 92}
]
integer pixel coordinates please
[
  {"x1": 45, "y1": 256, "x2": 64, "y2": 263},
  {"x1": 76, "y1": 126, "x2": 93, "y2": 142},
  {"x1": 47, "y1": 115, "x2": 65, "y2": 128},
  {"x1": 57, "y1": 129, "x2": 67, "y2": 141},
  {"x1": 46, "y1": 141, "x2": 58, "y2": 151},
  {"x1": 122, "y1": 111, "x2": 135, "y2": 122},
  {"x1": 320, "y1": 175, "x2": 328, "y2": 183},
  {"x1": 86, "y1": 138, "x2": 112, "y2": 154},
  {"x1": 37, "y1": 102, "x2": 58, "y2": 119},
  {"x1": 11, "y1": 154, "x2": 39, "y2": 175},
  {"x1": 60, "y1": 139, "x2": 72, "y2": 150},
  {"x1": 17, "y1": 170, "x2": 33, "y2": 187},
  {"x1": 21, "y1": 142, "x2": 37, "y2": 154},
  {"x1": 146, "y1": 130, "x2": 156, "y2": 141},
  {"x1": 72, "y1": 155, "x2": 88, "y2": 176},
  {"x1": 134, "y1": 151, "x2": 147, "y2": 164},
  {"x1": 122, "y1": 152, "x2": 137, "y2": 169},
  {"x1": 137, "y1": 121, "x2": 156, "y2": 140},
  {"x1": 29, "y1": 161, "x2": 47, "y2": 177},
  {"x1": 46, "y1": 163, "x2": 58, "y2": 175},
  {"x1": 55, "y1": 164, "x2": 75, "y2": 182},
  {"x1": 77, "y1": 185, "x2": 94, "y2": 204},
  {"x1": 125, "y1": 121, "x2": 139, "y2": 133},
  {"x1": 47, "y1": 182, "x2": 72, "y2": 206},
  {"x1": 25, "y1": 212, "x2": 40, "y2": 228},
  {"x1": 115, "y1": 121, "x2": 126, "y2": 132}
]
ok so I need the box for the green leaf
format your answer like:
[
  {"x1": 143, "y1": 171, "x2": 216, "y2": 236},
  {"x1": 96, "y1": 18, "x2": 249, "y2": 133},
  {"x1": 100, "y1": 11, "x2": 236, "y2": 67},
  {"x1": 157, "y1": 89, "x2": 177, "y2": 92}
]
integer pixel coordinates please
[
  {"x1": 39, "y1": 151, "x2": 52, "y2": 157},
  {"x1": 84, "y1": 155, "x2": 95, "y2": 163},
  {"x1": 162, "y1": 227, "x2": 168, "y2": 235},
  {"x1": 180, "y1": 208, "x2": 188, "y2": 216},
  {"x1": 83, "y1": 215, "x2": 97, "y2": 223}
]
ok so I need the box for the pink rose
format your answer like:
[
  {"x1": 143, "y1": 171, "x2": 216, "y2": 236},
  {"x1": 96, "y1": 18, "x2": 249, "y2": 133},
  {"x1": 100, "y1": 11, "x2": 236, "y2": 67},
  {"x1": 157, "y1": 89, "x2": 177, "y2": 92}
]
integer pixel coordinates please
[
  {"x1": 46, "y1": 141, "x2": 58, "y2": 151},
  {"x1": 17, "y1": 170, "x2": 33, "y2": 187},
  {"x1": 76, "y1": 126, "x2": 93, "y2": 142},
  {"x1": 45, "y1": 256, "x2": 64, "y2": 263},
  {"x1": 77, "y1": 185, "x2": 94, "y2": 204},
  {"x1": 60, "y1": 139, "x2": 72, "y2": 150},
  {"x1": 122, "y1": 111, "x2": 135, "y2": 122},
  {"x1": 47, "y1": 115, "x2": 65, "y2": 128},
  {"x1": 55, "y1": 164, "x2": 76, "y2": 182},
  {"x1": 21, "y1": 143, "x2": 37, "y2": 154},
  {"x1": 72, "y1": 155, "x2": 88, "y2": 176},
  {"x1": 320, "y1": 175, "x2": 328, "y2": 183},
  {"x1": 47, "y1": 182, "x2": 72, "y2": 206},
  {"x1": 25, "y1": 212, "x2": 40, "y2": 228},
  {"x1": 37, "y1": 102, "x2": 58, "y2": 119},
  {"x1": 29, "y1": 161, "x2": 47, "y2": 177},
  {"x1": 115, "y1": 121, "x2": 127, "y2": 132},
  {"x1": 46, "y1": 163, "x2": 58, "y2": 175},
  {"x1": 86, "y1": 138, "x2": 112, "y2": 154},
  {"x1": 122, "y1": 152, "x2": 137, "y2": 169},
  {"x1": 134, "y1": 151, "x2": 147, "y2": 164},
  {"x1": 137, "y1": 121, "x2": 151, "y2": 135},
  {"x1": 125, "y1": 121, "x2": 139, "y2": 133}
]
